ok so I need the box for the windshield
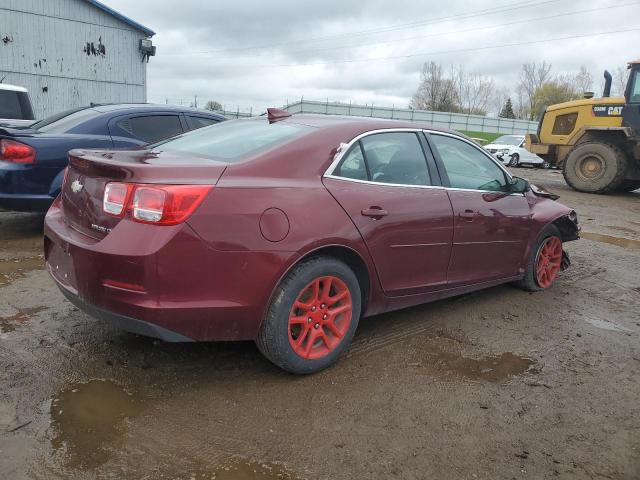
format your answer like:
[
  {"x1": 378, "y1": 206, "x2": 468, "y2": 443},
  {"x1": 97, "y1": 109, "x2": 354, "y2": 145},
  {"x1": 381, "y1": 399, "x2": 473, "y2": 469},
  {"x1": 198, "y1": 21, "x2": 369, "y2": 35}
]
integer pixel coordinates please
[
  {"x1": 493, "y1": 135, "x2": 523, "y2": 146},
  {"x1": 153, "y1": 119, "x2": 311, "y2": 162},
  {"x1": 33, "y1": 107, "x2": 100, "y2": 133}
]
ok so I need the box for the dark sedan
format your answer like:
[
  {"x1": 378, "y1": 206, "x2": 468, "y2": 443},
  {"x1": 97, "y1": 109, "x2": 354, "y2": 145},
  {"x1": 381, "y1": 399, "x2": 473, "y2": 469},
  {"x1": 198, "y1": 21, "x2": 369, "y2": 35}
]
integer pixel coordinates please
[
  {"x1": 0, "y1": 104, "x2": 225, "y2": 212},
  {"x1": 44, "y1": 110, "x2": 579, "y2": 374}
]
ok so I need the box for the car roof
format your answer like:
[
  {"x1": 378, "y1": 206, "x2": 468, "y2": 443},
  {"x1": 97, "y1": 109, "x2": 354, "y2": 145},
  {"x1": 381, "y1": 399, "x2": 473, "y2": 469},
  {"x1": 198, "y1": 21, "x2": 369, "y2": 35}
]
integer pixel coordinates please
[
  {"x1": 0, "y1": 83, "x2": 28, "y2": 92},
  {"x1": 89, "y1": 103, "x2": 224, "y2": 116},
  {"x1": 259, "y1": 113, "x2": 460, "y2": 136}
]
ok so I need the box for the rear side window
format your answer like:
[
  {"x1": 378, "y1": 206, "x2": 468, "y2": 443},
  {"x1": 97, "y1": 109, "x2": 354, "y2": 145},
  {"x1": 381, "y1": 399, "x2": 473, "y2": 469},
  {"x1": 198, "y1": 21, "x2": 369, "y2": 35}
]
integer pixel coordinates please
[
  {"x1": 0, "y1": 91, "x2": 24, "y2": 119},
  {"x1": 335, "y1": 143, "x2": 367, "y2": 181},
  {"x1": 333, "y1": 132, "x2": 431, "y2": 186},
  {"x1": 551, "y1": 113, "x2": 578, "y2": 135},
  {"x1": 155, "y1": 120, "x2": 310, "y2": 162},
  {"x1": 361, "y1": 133, "x2": 430, "y2": 186},
  {"x1": 186, "y1": 115, "x2": 219, "y2": 130},
  {"x1": 117, "y1": 115, "x2": 183, "y2": 143}
]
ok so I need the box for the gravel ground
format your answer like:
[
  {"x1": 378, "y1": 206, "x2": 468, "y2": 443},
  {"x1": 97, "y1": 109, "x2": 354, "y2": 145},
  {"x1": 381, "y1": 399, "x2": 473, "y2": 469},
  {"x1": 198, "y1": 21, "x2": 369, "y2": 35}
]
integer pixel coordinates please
[{"x1": 0, "y1": 168, "x2": 638, "y2": 480}]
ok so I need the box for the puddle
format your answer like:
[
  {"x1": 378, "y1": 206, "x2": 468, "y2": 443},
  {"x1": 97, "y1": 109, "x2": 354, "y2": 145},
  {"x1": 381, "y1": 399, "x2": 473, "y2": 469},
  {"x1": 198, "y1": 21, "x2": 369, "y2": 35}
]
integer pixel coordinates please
[
  {"x1": 584, "y1": 317, "x2": 633, "y2": 333},
  {"x1": 0, "y1": 256, "x2": 44, "y2": 287},
  {"x1": 0, "y1": 306, "x2": 46, "y2": 333},
  {"x1": 580, "y1": 232, "x2": 640, "y2": 251},
  {"x1": 176, "y1": 461, "x2": 302, "y2": 480},
  {"x1": 416, "y1": 350, "x2": 535, "y2": 382},
  {"x1": 50, "y1": 379, "x2": 142, "y2": 468}
]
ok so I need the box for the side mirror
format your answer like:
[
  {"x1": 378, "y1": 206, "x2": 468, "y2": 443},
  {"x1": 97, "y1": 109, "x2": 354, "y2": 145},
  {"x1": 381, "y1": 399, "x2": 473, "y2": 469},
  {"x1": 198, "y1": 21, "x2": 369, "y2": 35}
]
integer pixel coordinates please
[{"x1": 509, "y1": 176, "x2": 530, "y2": 194}]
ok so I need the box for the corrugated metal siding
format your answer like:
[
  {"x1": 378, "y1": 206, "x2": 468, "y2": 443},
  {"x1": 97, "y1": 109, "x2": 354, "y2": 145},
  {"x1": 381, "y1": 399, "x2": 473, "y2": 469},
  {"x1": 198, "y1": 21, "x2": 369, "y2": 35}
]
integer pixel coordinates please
[{"x1": 0, "y1": 0, "x2": 148, "y2": 119}]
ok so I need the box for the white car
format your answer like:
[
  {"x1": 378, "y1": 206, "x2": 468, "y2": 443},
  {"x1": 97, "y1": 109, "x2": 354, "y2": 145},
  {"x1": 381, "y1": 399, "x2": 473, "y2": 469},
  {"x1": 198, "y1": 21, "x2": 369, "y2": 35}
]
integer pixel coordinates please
[{"x1": 484, "y1": 134, "x2": 550, "y2": 169}]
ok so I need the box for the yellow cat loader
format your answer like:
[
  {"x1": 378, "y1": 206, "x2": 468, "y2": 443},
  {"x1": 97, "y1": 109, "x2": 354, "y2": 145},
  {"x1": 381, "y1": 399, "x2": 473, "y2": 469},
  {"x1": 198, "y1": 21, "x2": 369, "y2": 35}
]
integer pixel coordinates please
[{"x1": 526, "y1": 61, "x2": 640, "y2": 193}]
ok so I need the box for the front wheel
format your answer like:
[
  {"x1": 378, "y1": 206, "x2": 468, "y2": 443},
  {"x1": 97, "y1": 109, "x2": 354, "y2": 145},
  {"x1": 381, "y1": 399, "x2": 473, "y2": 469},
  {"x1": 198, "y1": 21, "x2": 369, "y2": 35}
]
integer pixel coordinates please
[
  {"x1": 514, "y1": 225, "x2": 564, "y2": 292},
  {"x1": 508, "y1": 153, "x2": 520, "y2": 167},
  {"x1": 563, "y1": 142, "x2": 628, "y2": 193},
  {"x1": 256, "y1": 256, "x2": 361, "y2": 374}
]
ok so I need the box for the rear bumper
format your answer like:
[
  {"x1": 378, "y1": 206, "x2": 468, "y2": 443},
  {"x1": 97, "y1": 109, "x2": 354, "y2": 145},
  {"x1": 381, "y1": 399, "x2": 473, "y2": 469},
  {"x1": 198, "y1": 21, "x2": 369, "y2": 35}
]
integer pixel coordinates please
[
  {"x1": 0, "y1": 192, "x2": 54, "y2": 212},
  {"x1": 0, "y1": 163, "x2": 59, "y2": 212},
  {"x1": 57, "y1": 284, "x2": 194, "y2": 342},
  {"x1": 44, "y1": 200, "x2": 295, "y2": 342}
]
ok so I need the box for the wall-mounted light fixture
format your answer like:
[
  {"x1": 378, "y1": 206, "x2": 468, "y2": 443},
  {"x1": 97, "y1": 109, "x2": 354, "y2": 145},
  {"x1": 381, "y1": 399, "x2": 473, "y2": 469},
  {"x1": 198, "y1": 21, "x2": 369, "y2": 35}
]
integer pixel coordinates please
[{"x1": 140, "y1": 38, "x2": 156, "y2": 63}]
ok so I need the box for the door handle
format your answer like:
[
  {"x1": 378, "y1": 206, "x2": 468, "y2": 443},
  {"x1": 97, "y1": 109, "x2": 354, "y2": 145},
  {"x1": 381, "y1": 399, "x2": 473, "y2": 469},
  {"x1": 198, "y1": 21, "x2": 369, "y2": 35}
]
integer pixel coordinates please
[
  {"x1": 460, "y1": 209, "x2": 476, "y2": 221},
  {"x1": 361, "y1": 207, "x2": 388, "y2": 219}
]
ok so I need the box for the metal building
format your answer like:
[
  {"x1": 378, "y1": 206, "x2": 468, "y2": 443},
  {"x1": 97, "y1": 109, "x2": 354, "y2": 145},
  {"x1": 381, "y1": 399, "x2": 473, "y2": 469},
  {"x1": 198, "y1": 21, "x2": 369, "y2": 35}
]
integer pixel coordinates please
[{"x1": 0, "y1": 0, "x2": 155, "y2": 119}]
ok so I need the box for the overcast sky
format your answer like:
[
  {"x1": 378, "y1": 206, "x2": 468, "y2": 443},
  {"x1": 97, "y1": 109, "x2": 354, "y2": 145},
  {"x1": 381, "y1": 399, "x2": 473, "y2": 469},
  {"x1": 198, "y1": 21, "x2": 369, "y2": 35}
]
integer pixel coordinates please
[{"x1": 107, "y1": 0, "x2": 639, "y2": 114}]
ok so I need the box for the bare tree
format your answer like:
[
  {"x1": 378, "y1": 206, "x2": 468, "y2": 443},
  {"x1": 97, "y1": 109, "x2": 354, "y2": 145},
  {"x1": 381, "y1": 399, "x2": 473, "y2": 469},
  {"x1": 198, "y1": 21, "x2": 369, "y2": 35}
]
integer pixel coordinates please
[
  {"x1": 491, "y1": 86, "x2": 511, "y2": 117},
  {"x1": 518, "y1": 61, "x2": 552, "y2": 120},
  {"x1": 572, "y1": 65, "x2": 593, "y2": 94},
  {"x1": 410, "y1": 61, "x2": 460, "y2": 112},
  {"x1": 204, "y1": 100, "x2": 223, "y2": 111},
  {"x1": 514, "y1": 84, "x2": 530, "y2": 120},
  {"x1": 454, "y1": 66, "x2": 494, "y2": 115},
  {"x1": 611, "y1": 66, "x2": 630, "y2": 96}
]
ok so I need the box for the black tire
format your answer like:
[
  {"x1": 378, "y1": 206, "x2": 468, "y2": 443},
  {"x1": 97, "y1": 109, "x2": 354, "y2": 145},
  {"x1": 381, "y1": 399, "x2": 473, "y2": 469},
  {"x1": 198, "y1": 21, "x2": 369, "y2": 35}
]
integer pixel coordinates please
[
  {"x1": 541, "y1": 160, "x2": 551, "y2": 169},
  {"x1": 256, "y1": 256, "x2": 361, "y2": 374},
  {"x1": 508, "y1": 153, "x2": 520, "y2": 167},
  {"x1": 562, "y1": 142, "x2": 629, "y2": 193},
  {"x1": 616, "y1": 180, "x2": 640, "y2": 193},
  {"x1": 514, "y1": 224, "x2": 563, "y2": 292}
]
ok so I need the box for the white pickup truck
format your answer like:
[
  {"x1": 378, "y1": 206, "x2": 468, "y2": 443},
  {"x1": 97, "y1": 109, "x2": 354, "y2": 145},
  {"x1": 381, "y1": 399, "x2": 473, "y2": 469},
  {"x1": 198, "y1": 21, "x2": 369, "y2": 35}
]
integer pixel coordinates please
[{"x1": 0, "y1": 83, "x2": 35, "y2": 128}]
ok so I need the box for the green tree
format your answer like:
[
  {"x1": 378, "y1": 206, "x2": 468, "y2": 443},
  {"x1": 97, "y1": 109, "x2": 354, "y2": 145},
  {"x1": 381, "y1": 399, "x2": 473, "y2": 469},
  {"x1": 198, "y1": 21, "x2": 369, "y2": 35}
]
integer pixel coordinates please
[
  {"x1": 499, "y1": 98, "x2": 515, "y2": 119},
  {"x1": 532, "y1": 81, "x2": 580, "y2": 120}
]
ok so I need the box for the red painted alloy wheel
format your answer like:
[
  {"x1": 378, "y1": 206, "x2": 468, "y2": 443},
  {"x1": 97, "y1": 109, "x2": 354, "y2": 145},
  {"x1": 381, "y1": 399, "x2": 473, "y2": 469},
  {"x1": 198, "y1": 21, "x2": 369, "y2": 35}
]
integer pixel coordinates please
[
  {"x1": 535, "y1": 236, "x2": 562, "y2": 288},
  {"x1": 288, "y1": 276, "x2": 353, "y2": 360}
]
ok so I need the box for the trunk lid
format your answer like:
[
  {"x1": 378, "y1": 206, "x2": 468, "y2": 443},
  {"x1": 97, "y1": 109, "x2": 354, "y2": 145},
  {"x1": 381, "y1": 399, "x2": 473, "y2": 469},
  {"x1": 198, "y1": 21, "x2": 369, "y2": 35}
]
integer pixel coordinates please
[{"x1": 61, "y1": 149, "x2": 227, "y2": 239}]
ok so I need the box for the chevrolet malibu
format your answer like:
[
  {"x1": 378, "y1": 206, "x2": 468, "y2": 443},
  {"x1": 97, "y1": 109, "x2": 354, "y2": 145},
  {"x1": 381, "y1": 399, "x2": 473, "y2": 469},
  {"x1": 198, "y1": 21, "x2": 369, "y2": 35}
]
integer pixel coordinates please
[{"x1": 44, "y1": 110, "x2": 579, "y2": 374}]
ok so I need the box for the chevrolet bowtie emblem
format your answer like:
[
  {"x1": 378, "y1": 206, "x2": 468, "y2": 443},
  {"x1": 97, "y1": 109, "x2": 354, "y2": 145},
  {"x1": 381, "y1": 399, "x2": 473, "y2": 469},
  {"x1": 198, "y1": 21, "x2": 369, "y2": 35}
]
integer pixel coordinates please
[{"x1": 71, "y1": 179, "x2": 83, "y2": 193}]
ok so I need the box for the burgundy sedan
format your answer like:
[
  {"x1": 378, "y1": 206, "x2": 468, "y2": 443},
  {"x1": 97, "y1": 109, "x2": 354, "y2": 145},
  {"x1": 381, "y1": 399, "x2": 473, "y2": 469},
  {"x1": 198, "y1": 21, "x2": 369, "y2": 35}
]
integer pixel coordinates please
[{"x1": 44, "y1": 111, "x2": 579, "y2": 374}]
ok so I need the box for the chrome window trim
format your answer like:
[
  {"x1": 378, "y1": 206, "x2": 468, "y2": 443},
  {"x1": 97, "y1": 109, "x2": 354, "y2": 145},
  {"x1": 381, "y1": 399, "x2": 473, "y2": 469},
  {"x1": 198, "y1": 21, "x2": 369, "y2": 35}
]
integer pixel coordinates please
[
  {"x1": 323, "y1": 127, "x2": 517, "y2": 193},
  {"x1": 324, "y1": 174, "x2": 445, "y2": 190}
]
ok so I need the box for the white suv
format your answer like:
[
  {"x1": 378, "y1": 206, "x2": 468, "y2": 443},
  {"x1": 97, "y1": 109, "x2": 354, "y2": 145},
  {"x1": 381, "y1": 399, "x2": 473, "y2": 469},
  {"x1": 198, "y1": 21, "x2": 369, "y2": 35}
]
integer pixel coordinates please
[
  {"x1": 484, "y1": 134, "x2": 550, "y2": 169},
  {"x1": 0, "y1": 84, "x2": 35, "y2": 128}
]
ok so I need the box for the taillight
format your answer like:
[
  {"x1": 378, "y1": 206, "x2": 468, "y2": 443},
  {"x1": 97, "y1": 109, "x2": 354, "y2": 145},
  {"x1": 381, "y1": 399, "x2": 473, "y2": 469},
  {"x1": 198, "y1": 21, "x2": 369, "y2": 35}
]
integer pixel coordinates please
[
  {"x1": 103, "y1": 182, "x2": 132, "y2": 217},
  {"x1": 102, "y1": 183, "x2": 212, "y2": 225},
  {"x1": 0, "y1": 139, "x2": 36, "y2": 164}
]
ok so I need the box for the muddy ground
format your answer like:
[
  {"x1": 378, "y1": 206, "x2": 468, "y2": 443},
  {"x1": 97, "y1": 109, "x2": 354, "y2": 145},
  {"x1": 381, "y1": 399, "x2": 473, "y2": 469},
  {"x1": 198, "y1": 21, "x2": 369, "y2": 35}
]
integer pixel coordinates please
[{"x1": 0, "y1": 168, "x2": 639, "y2": 480}]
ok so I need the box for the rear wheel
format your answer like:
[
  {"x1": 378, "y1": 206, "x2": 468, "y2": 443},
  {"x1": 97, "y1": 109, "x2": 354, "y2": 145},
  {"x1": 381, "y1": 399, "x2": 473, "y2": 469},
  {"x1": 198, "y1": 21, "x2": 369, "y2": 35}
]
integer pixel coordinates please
[
  {"x1": 540, "y1": 160, "x2": 551, "y2": 169},
  {"x1": 256, "y1": 256, "x2": 361, "y2": 374},
  {"x1": 563, "y1": 142, "x2": 628, "y2": 193},
  {"x1": 515, "y1": 225, "x2": 563, "y2": 292}
]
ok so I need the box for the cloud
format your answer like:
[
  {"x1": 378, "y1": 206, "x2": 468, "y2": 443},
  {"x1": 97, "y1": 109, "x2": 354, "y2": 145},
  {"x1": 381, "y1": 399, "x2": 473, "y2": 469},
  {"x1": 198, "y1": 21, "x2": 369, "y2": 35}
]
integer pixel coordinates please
[{"x1": 105, "y1": 0, "x2": 640, "y2": 113}]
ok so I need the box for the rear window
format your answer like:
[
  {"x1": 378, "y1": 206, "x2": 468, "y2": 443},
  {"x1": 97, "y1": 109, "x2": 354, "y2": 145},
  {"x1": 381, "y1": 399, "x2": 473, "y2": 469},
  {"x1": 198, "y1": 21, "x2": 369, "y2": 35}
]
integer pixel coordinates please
[
  {"x1": 0, "y1": 90, "x2": 34, "y2": 120},
  {"x1": 154, "y1": 119, "x2": 310, "y2": 161},
  {"x1": 34, "y1": 108, "x2": 100, "y2": 133}
]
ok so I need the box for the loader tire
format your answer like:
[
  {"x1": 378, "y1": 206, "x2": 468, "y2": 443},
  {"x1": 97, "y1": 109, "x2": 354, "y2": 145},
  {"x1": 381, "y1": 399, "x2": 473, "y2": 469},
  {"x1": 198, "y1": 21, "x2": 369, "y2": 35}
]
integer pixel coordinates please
[{"x1": 563, "y1": 142, "x2": 629, "y2": 194}]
